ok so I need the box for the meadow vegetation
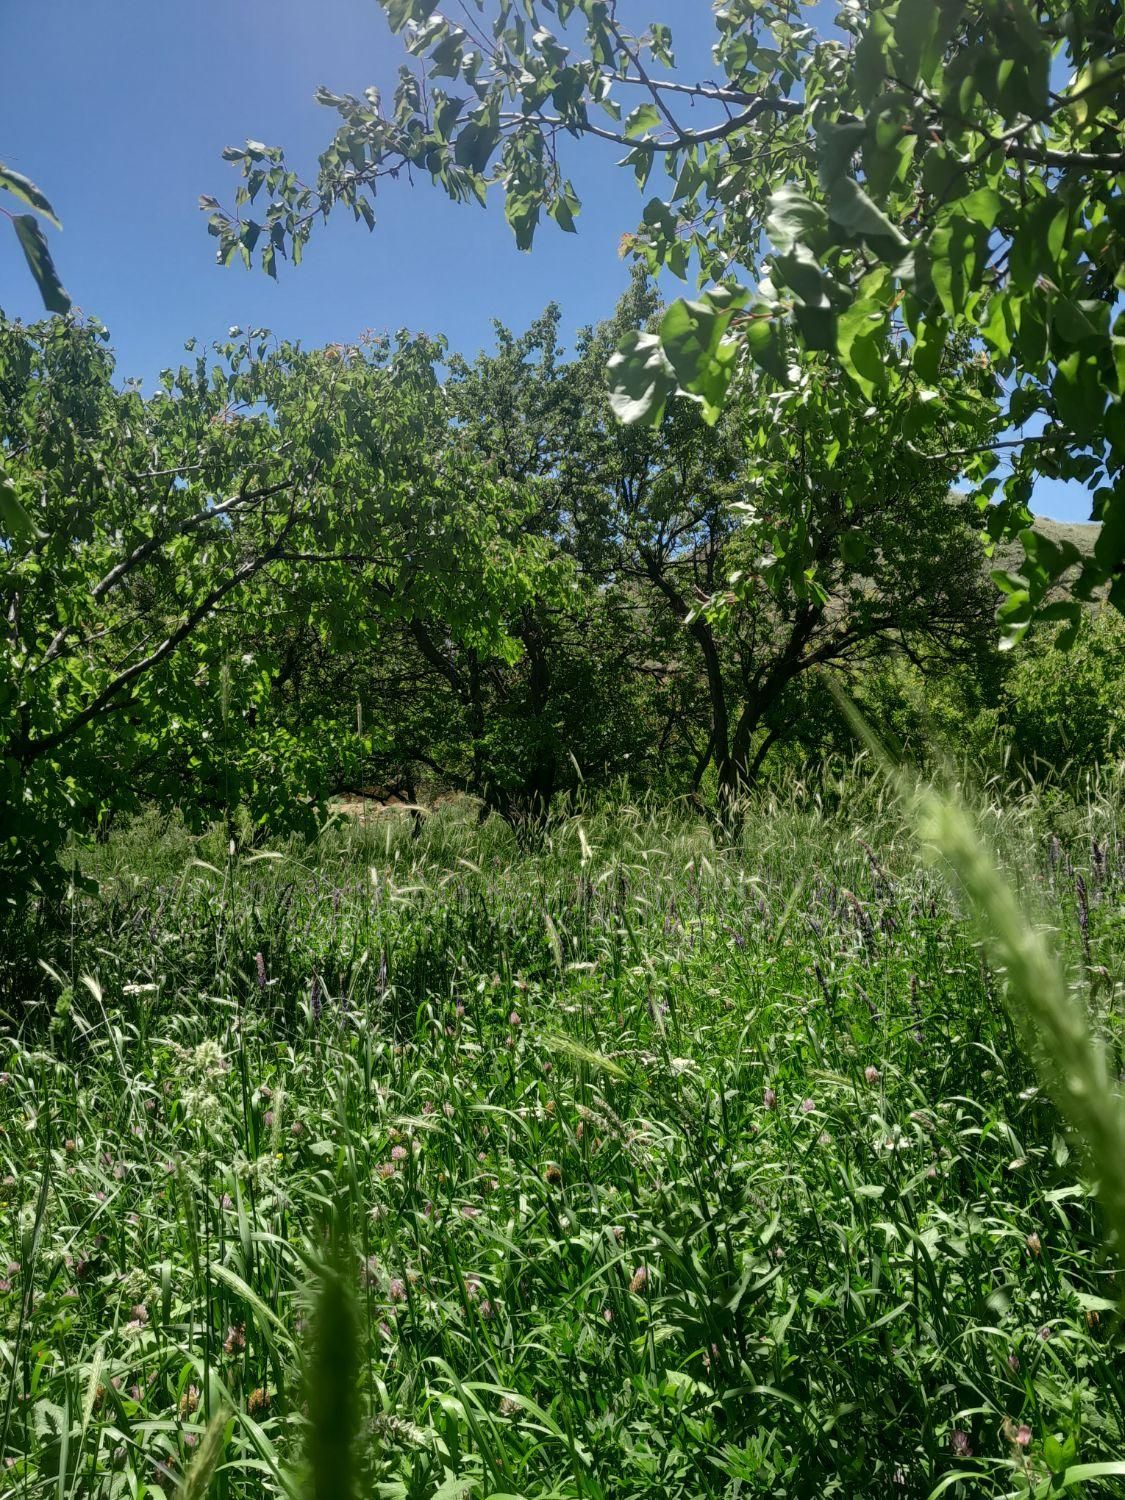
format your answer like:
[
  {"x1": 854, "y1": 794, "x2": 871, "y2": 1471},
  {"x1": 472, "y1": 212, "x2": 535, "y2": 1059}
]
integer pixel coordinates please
[{"x1": 1, "y1": 778, "x2": 1123, "y2": 1498}]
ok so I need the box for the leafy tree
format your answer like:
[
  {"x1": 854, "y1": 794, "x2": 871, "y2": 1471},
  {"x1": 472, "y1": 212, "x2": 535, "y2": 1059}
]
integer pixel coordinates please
[
  {"x1": 212, "y1": 0, "x2": 1125, "y2": 634},
  {"x1": 282, "y1": 282, "x2": 997, "y2": 816},
  {"x1": 0, "y1": 314, "x2": 541, "y2": 901},
  {"x1": 572, "y1": 282, "x2": 997, "y2": 803}
]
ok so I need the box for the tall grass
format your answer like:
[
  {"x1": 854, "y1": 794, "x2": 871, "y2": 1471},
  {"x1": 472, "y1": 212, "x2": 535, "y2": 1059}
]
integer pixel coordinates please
[{"x1": 0, "y1": 780, "x2": 1122, "y2": 1497}]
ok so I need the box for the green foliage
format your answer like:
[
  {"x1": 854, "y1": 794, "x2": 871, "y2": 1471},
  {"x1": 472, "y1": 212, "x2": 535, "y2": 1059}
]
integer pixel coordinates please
[
  {"x1": 0, "y1": 314, "x2": 545, "y2": 905},
  {"x1": 1002, "y1": 609, "x2": 1125, "y2": 773},
  {"x1": 1, "y1": 788, "x2": 1123, "y2": 1496},
  {"x1": 215, "y1": 0, "x2": 1125, "y2": 633}
]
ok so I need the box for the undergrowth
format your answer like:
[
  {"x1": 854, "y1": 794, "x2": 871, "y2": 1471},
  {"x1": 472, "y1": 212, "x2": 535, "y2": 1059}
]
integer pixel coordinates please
[{"x1": 0, "y1": 781, "x2": 1123, "y2": 1498}]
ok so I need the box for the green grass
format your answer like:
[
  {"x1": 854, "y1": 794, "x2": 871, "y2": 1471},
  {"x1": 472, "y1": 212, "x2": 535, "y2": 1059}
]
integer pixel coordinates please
[{"x1": 1, "y1": 781, "x2": 1123, "y2": 1498}]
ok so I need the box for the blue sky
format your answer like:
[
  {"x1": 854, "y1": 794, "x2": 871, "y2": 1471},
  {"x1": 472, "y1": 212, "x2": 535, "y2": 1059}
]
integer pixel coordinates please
[{"x1": 1, "y1": 0, "x2": 1093, "y2": 521}]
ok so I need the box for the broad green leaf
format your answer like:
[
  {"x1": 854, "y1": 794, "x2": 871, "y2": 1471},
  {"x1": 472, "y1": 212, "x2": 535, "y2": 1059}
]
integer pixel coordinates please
[
  {"x1": 659, "y1": 298, "x2": 739, "y2": 423},
  {"x1": 0, "y1": 468, "x2": 40, "y2": 542},
  {"x1": 624, "y1": 104, "x2": 661, "y2": 139},
  {"x1": 766, "y1": 186, "x2": 828, "y2": 256},
  {"x1": 827, "y1": 179, "x2": 908, "y2": 257},
  {"x1": 959, "y1": 187, "x2": 1002, "y2": 230},
  {"x1": 0, "y1": 164, "x2": 62, "y2": 227},
  {"x1": 12, "y1": 214, "x2": 71, "y2": 314},
  {"x1": 743, "y1": 308, "x2": 788, "y2": 383},
  {"x1": 836, "y1": 299, "x2": 887, "y2": 399},
  {"x1": 607, "y1": 329, "x2": 676, "y2": 426}
]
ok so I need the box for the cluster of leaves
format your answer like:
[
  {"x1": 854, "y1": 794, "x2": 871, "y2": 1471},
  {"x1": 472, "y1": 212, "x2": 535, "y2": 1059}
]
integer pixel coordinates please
[
  {"x1": 1, "y1": 790, "x2": 1123, "y2": 1496},
  {"x1": 211, "y1": 0, "x2": 1125, "y2": 639}
]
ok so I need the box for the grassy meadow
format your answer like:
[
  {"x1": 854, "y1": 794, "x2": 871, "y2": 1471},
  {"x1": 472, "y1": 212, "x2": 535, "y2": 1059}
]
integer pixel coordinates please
[{"x1": 1, "y1": 777, "x2": 1123, "y2": 1499}]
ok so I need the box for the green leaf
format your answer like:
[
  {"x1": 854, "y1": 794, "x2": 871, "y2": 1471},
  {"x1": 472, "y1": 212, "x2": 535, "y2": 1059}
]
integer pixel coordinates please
[
  {"x1": 11, "y1": 214, "x2": 71, "y2": 314},
  {"x1": 607, "y1": 329, "x2": 676, "y2": 426},
  {"x1": 837, "y1": 299, "x2": 887, "y2": 399},
  {"x1": 827, "y1": 179, "x2": 908, "y2": 256},
  {"x1": 766, "y1": 186, "x2": 828, "y2": 256},
  {"x1": 659, "y1": 298, "x2": 739, "y2": 422},
  {"x1": 853, "y1": 9, "x2": 892, "y2": 104},
  {"x1": 624, "y1": 104, "x2": 661, "y2": 139},
  {"x1": 912, "y1": 315, "x2": 948, "y2": 382},
  {"x1": 959, "y1": 187, "x2": 1002, "y2": 230},
  {"x1": 1093, "y1": 488, "x2": 1125, "y2": 574},
  {"x1": 0, "y1": 468, "x2": 40, "y2": 542},
  {"x1": 743, "y1": 308, "x2": 788, "y2": 384},
  {"x1": 0, "y1": 164, "x2": 62, "y2": 227},
  {"x1": 892, "y1": 0, "x2": 941, "y2": 86},
  {"x1": 454, "y1": 121, "x2": 500, "y2": 174}
]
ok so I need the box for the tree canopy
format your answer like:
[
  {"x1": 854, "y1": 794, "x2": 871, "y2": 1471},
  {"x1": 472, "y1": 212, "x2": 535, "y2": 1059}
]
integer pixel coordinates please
[{"x1": 210, "y1": 0, "x2": 1125, "y2": 637}]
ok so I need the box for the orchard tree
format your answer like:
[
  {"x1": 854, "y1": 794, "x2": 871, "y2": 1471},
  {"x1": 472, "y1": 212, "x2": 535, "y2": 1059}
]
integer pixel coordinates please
[
  {"x1": 558, "y1": 278, "x2": 998, "y2": 802},
  {"x1": 0, "y1": 314, "x2": 544, "y2": 901},
  {"x1": 211, "y1": 0, "x2": 1125, "y2": 637}
]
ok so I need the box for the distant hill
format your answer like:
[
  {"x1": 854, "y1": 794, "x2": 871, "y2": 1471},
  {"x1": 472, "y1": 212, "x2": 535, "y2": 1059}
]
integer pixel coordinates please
[{"x1": 1023, "y1": 518, "x2": 1100, "y2": 555}]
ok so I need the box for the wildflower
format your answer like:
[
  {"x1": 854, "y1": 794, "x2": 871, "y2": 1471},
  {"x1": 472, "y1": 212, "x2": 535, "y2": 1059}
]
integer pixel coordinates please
[
  {"x1": 289, "y1": 1120, "x2": 304, "y2": 1137},
  {"x1": 255, "y1": 951, "x2": 267, "y2": 988},
  {"x1": 950, "y1": 1430, "x2": 972, "y2": 1457},
  {"x1": 1017, "y1": 1425, "x2": 1032, "y2": 1448},
  {"x1": 390, "y1": 1145, "x2": 408, "y2": 1163},
  {"x1": 1025, "y1": 1232, "x2": 1041, "y2": 1257},
  {"x1": 1037, "y1": 1324, "x2": 1052, "y2": 1341},
  {"x1": 545, "y1": 1163, "x2": 562, "y2": 1185},
  {"x1": 864, "y1": 1066, "x2": 880, "y2": 1084},
  {"x1": 388, "y1": 1278, "x2": 407, "y2": 1303},
  {"x1": 800, "y1": 1097, "x2": 815, "y2": 1114},
  {"x1": 460, "y1": 1203, "x2": 480, "y2": 1219},
  {"x1": 247, "y1": 1387, "x2": 270, "y2": 1416},
  {"x1": 178, "y1": 1385, "x2": 200, "y2": 1420},
  {"x1": 601, "y1": 1307, "x2": 613, "y2": 1324},
  {"x1": 478, "y1": 1299, "x2": 493, "y2": 1320},
  {"x1": 376, "y1": 1161, "x2": 396, "y2": 1178},
  {"x1": 629, "y1": 1265, "x2": 648, "y2": 1294},
  {"x1": 508, "y1": 1011, "x2": 521, "y2": 1027},
  {"x1": 263, "y1": 1111, "x2": 275, "y2": 1129},
  {"x1": 64, "y1": 1138, "x2": 76, "y2": 1153},
  {"x1": 223, "y1": 1323, "x2": 246, "y2": 1355},
  {"x1": 1007, "y1": 1351, "x2": 1020, "y2": 1372},
  {"x1": 763, "y1": 1087, "x2": 777, "y2": 1109}
]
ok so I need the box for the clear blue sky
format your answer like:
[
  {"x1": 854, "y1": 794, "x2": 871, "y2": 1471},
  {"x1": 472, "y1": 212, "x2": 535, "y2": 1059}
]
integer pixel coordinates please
[{"x1": 1, "y1": 0, "x2": 1092, "y2": 521}]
